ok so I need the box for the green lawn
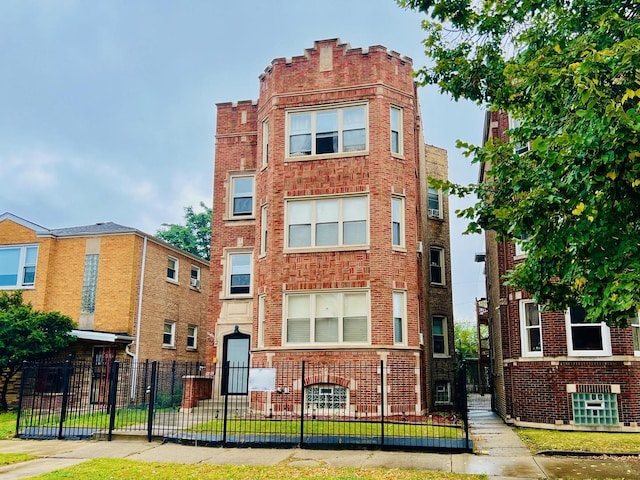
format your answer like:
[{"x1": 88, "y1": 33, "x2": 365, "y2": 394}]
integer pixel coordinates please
[
  {"x1": 0, "y1": 452, "x2": 37, "y2": 466},
  {"x1": 188, "y1": 418, "x2": 464, "y2": 439},
  {"x1": 19, "y1": 407, "x2": 149, "y2": 429},
  {"x1": 27, "y1": 458, "x2": 487, "y2": 480},
  {"x1": 516, "y1": 428, "x2": 640, "y2": 454},
  {"x1": 0, "y1": 411, "x2": 16, "y2": 439}
]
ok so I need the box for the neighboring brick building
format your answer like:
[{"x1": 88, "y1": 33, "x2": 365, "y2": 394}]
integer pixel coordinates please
[
  {"x1": 478, "y1": 111, "x2": 640, "y2": 431},
  {"x1": 0, "y1": 212, "x2": 209, "y2": 405},
  {"x1": 208, "y1": 39, "x2": 456, "y2": 413}
]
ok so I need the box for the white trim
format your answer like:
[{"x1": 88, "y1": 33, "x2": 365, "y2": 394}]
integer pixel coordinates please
[
  {"x1": 565, "y1": 307, "x2": 611, "y2": 357},
  {"x1": 393, "y1": 290, "x2": 407, "y2": 345},
  {"x1": 167, "y1": 255, "x2": 179, "y2": 282},
  {"x1": 390, "y1": 105, "x2": 403, "y2": 156},
  {"x1": 632, "y1": 314, "x2": 640, "y2": 356},
  {"x1": 429, "y1": 247, "x2": 445, "y2": 286},
  {"x1": 391, "y1": 196, "x2": 405, "y2": 249},
  {"x1": 224, "y1": 249, "x2": 253, "y2": 298},
  {"x1": 427, "y1": 187, "x2": 443, "y2": 219},
  {"x1": 228, "y1": 173, "x2": 256, "y2": 219},
  {"x1": 519, "y1": 300, "x2": 543, "y2": 357},
  {"x1": 432, "y1": 315, "x2": 449, "y2": 357}
]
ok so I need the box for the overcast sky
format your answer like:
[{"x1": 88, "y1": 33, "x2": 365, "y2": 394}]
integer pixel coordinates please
[{"x1": 0, "y1": 0, "x2": 486, "y2": 323}]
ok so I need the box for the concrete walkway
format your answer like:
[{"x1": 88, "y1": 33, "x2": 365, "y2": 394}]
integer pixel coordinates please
[{"x1": 0, "y1": 409, "x2": 638, "y2": 479}]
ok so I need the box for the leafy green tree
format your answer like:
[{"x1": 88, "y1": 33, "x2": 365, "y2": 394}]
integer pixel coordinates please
[
  {"x1": 0, "y1": 291, "x2": 76, "y2": 411},
  {"x1": 454, "y1": 323, "x2": 479, "y2": 360},
  {"x1": 399, "y1": 0, "x2": 640, "y2": 326},
  {"x1": 156, "y1": 202, "x2": 212, "y2": 261}
]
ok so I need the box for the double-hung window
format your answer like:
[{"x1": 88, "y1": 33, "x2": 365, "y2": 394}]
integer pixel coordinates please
[
  {"x1": 260, "y1": 204, "x2": 268, "y2": 256},
  {"x1": 285, "y1": 291, "x2": 369, "y2": 344},
  {"x1": 262, "y1": 119, "x2": 269, "y2": 167},
  {"x1": 230, "y1": 174, "x2": 255, "y2": 218},
  {"x1": 167, "y1": 256, "x2": 178, "y2": 282},
  {"x1": 519, "y1": 300, "x2": 542, "y2": 356},
  {"x1": 566, "y1": 306, "x2": 611, "y2": 356},
  {"x1": 393, "y1": 291, "x2": 406, "y2": 344},
  {"x1": 632, "y1": 313, "x2": 640, "y2": 356},
  {"x1": 187, "y1": 325, "x2": 197, "y2": 350},
  {"x1": 286, "y1": 196, "x2": 368, "y2": 249},
  {"x1": 0, "y1": 245, "x2": 38, "y2": 288},
  {"x1": 288, "y1": 105, "x2": 367, "y2": 157},
  {"x1": 428, "y1": 187, "x2": 442, "y2": 219},
  {"x1": 258, "y1": 294, "x2": 266, "y2": 348},
  {"x1": 163, "y1": 321, "x2": 176, "y2": 348},
  {"x1": 227, "y1": 252, "x2": 252, "y2": 296},
  {"x1": 390, "y1": 106, "x2": 402, "y2": 154},
  {"x1": 433, "y1": 316, "x2": 448, "y2": 356},
  {"x1": 509, "y1": 115, "x2": 530, "y2": 155},
  {"x1": 190, "y1": 266, "x2": 201, "y2": 289},
  {"x1": 430, "y1": 247, "x2": 445, "y2": 285},
  {"x1": 392, "y1": 196, "x2": 404, "y2": 248}
]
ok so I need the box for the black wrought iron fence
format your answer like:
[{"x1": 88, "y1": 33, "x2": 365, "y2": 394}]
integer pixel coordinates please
[{"x1": 16, "y1": 358, "x2": 471, "y2": 452}]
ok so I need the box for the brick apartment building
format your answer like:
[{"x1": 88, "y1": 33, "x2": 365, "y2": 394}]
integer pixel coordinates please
[
  {"x1": 208, "y1": 39, "x2": 456, "y2": 414},
  {"x1": 478, "y1": 111, "x2": 640, "y2": 431},
  {"x1": 0, "y1": 212, "x2": 209, "y2": 405}
]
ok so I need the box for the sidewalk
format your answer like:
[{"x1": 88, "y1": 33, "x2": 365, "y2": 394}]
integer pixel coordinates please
[{"x1": 1, "y1": 410, "x2": 638, "y2": 479}]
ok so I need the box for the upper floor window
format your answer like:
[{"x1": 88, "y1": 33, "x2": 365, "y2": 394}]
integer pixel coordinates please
[
  {"x1": 262, "y1": 119, "x2": 269, "y2": 167},
  {"x1": 392, "y1": 196, "x2": 404, "y2": 248},
  {"x1": 163, "y1": 320, "x2": 176, "y2": 348},
  {"x1": 260, "y1": 204, "x2": 268, "y2": 256},
  {"x1": 509, "y1": 115, "x2": 530, "y2": 155},
  {"x1": 632, "y1": 314, "x2": 640, "y2": 356},
  {"x1": 230, "y1": 174, "x2": 255, "y2": 218},
  {"x1": 428, "y1": 187, "x2": 442, "y2": 219},
  {"x1": 519, "y1": 300, "x2": 542, "y2": 356},
  {"x1": 227, "y1": 251, "x2": 252, "y2": 296},
  {"x1": 286, "y1": 195, "x2": 368, "y2": 250},
  {"x1": 0, "y1": 245, "x2": 38, "y2": 288},
  {"x1": 187, "y1": 324, "x2": 198, "y2": 350},
  {"x1": 429, "y1": 247, "x2": 445, "y2": 286},
  {"x1": 190, "y1": 266, "x2": 201, "y2": 290},
  {"x1": 393, "y1": 291, "x2": 406, "y2": 344},
  {"x1": 285, "y1": 290, "x2": 369, "y2": 344},
  {"x1": 566, "y1": 306, "x2": 611, "y2": 356},
  {"x1": 390, "y1": 106, "x2": 402, "y2": 155},
  {"x1": 167, "y1": 256, "x2": 178, "y2": 282},
  {"x1": 433, "y1": 315, "x2": 448, "y2": 356},
  {"x1": 287, "y1": 105, "x2": 367, "y2": 157},
  {"x1": 258, "y1": 294, "x2": 266, "y2": 348},
  {"x1": 81, "y1": 254, "x2": 99, "y2": 314}
]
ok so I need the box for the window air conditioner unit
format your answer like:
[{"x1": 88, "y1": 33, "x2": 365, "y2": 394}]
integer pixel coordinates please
[
  {"x1": 190, "y1": 278, "x2": 200, "y2": 289},
  {"x1": 428, "y1": 208, "x2": 440, "y2": 217}
]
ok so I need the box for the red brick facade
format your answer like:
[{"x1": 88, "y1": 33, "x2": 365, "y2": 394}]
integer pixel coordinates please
[
  {"x1": 209, "y1": 40, "x2": 455, "y2": 413},
  {"x1": 481, "y1": 111, "x2": 640, "y2": 430}
]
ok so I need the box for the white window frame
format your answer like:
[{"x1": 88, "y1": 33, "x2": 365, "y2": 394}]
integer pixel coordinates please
[
  {"x1": 509, "y1": 115, "x2": 530, "y2": 155},
  {"x1": 187, "y1": 324, "x2": 198, "y2": 350},
  {"x1": 432, "y1": 315, "x2": 449, "y2": 357},
  {"x1": 428, "y1": 187, "x2": 443, "y2": 219},
  {"x1": 519, "y1": 300, "x2": 543, "y2": 357},
  {"x1": 284, "y1": 290, "x2": 370, "y2": 345},
  {"x1": 229, "y1": 173, "x2": 255, "y2": 219},
  {"x1": 0, "y1": 244, "x2": 38, "y2": 289},
  {"x1": 258, "y1": 294, "x2": 266, "y2": 348},
  {"x1": 565, "y1": 306, "x2": 611, "y2": 357},
  {"x1": 262, "y1": 118, "x2": 269, "y2": 168},
  {"x1": 163, "y1": 321, "x2": 176, "y2": 348},
  {"x1": 225, "y1": 250, "x2": 253, "y2": 297},
  {"x1": 392, "y1": 196, "x2": 405, "y2": 248},
  {"x1": 393, "y1": 291, "x2": 406, "y2": 345},
  {"x1": 167, "y1": 256, "x2": 179, "y2": 282},
  {"x1": 390, "y1": 105, "x2": 403, "y2": 155},
  {"x1": 190, "y1": 265, "x2": 201, "y2": 290},
  {"x1": 429, "y1": 247, "x2": 445, "y2": 286},
  {"x1": 285, "y1": 195, "x2": 369, "y2": 251},
  {"x1": 260, "y1": 204, "x2": 268, "y2": 256},
  {"x1": 286, "y1": 103, "x2": 368, "y2": 158},
  {"x1": 434, "y1": 381, "x2": 451, "y2": 405},
  {"x1": 632, "y1": 313, "x2": 640, "y2": 356}
]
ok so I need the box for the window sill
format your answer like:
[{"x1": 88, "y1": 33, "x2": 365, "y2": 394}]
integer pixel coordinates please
[
  {"x1": 392, "y1": 246, "x2": 407, "y2": 253},
  {"x1": 223, "y1": 216, "x2": 256, "y2": 223},
  {"x1": 285, "y1": 150, "x2": 369, "y2": 162},
  {"x1": 166, "y1": 279, "x2": 179, "y2": 285},
  {"x1": 2, "y1": 285, "x2": 36, "y2": 290},
  {"x1": 430, "y1": 283, "x2": 447, "y2": 288},
  {"x1": 221, "y1": 294, "x2": 253, "y2": 300},
  {"x1": 189, "y1": 286, "x2": 201, "y2": 292},
  {"x1": 284, "y1": 245, "x2": 369, "y2": 254},
  {"x1": 566, "y1": 351, "x2": 612, "y2": 358},
  {"x1": 186, "y1": 347, "x2": 198, "y2": 352},
  {"x1": 162, "y1": 345, "x2": 176, "y2": 350},
  {"x1": 391, "y1": 152, "x2": 405, "y2": 161},
  {"x1": 433, "y1": 354, "x2": 450, "y2": 359},
  {"x1": 428, "y1": 215, "x2": 445, "y2": 222}
]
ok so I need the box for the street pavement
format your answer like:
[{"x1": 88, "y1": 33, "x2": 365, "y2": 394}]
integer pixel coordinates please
[{"x1": 0, "y1": 408, "x2": 638, "y2": 479}]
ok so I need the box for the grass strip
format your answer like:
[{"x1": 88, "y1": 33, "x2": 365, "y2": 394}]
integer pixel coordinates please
[
  {"x1": 516, "y1": 428, "x2": 640, "y2": 454},
  {"x1": 27, "y1": 458, "x2": 487, "y2": 480}
]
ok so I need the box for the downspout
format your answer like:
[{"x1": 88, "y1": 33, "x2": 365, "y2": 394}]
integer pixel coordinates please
[{"x1": 130, "y1": 235, "x2": 148, "y2": 400}]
